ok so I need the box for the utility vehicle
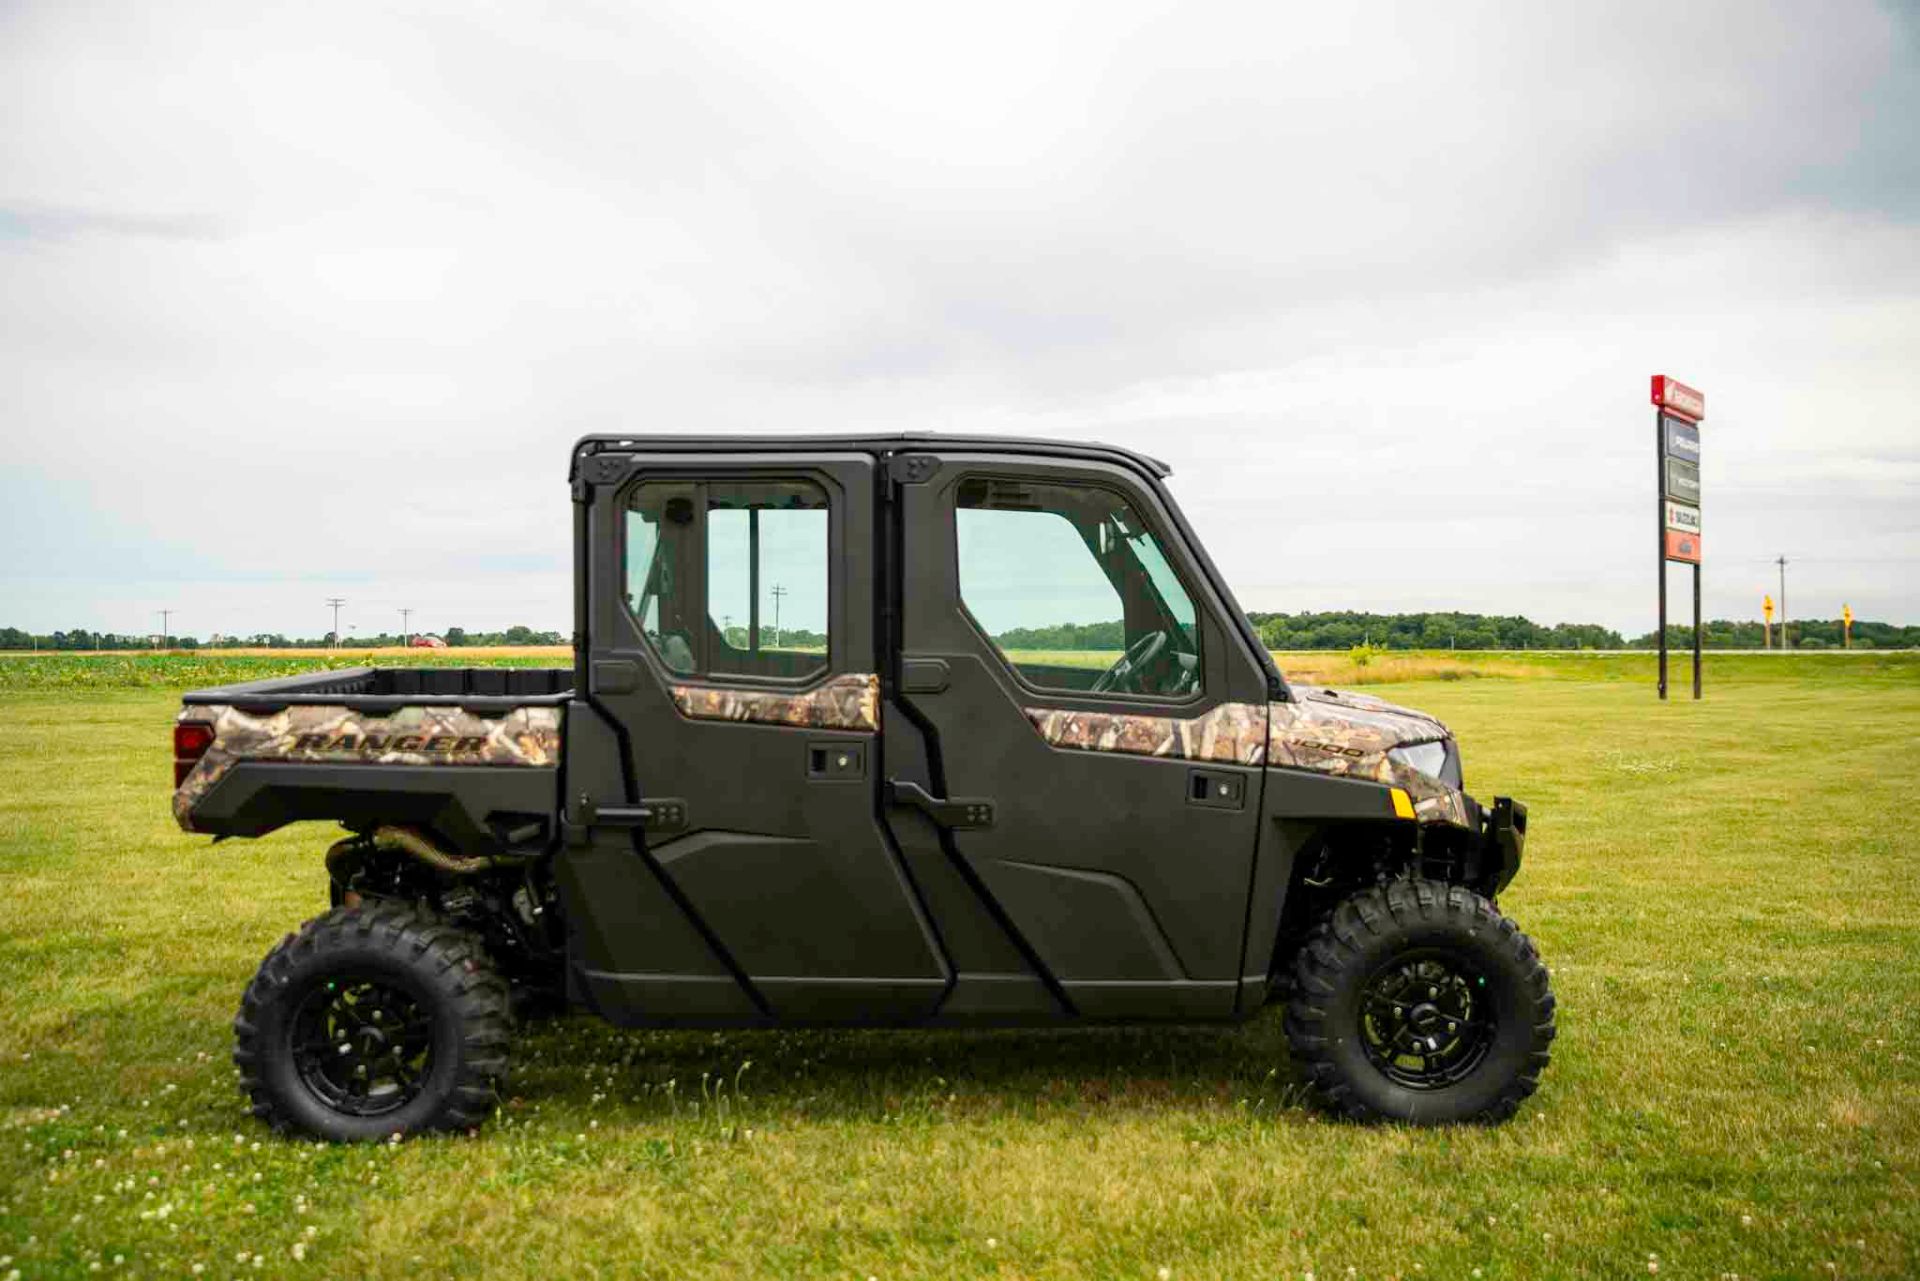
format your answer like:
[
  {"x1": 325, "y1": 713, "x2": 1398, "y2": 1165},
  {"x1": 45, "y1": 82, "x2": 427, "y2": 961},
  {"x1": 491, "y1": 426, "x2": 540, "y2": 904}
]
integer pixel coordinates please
[{"x1": 172, "y1": 434, "x2": 1553, "y2": 1140}]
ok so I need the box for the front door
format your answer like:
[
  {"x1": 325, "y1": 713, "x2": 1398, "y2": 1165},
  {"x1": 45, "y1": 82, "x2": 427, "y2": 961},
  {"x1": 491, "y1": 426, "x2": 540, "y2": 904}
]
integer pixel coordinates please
[
  {"x1": 579, "y1": 451, "x2": 947, "y2": 1022},
  {"x1": 891, "y1": 450, "x2": 1272, "y2": 1018}
]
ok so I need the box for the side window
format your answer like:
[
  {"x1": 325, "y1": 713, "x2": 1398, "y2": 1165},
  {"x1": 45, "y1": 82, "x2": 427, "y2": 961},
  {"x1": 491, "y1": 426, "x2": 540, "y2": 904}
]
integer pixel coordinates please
[
  {"x1": 625, "y1": 478, "x2": 830, "y2": 681},
  {"x1": 955, "y1": 476, "x2": 1202, "y2": 698}
]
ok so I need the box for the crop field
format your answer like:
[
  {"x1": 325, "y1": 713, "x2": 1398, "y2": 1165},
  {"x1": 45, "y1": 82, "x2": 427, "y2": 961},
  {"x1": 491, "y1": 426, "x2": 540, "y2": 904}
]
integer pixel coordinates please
[{"x1": 2, "y1": 652, "x2": 1917, "y2": 1278}]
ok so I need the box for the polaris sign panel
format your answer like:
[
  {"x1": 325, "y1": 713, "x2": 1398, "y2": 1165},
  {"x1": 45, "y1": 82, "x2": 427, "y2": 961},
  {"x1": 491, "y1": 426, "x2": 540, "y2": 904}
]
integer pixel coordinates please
[{"x1": 1651, "y1": 374, "x2": 1706, "y2": 421}]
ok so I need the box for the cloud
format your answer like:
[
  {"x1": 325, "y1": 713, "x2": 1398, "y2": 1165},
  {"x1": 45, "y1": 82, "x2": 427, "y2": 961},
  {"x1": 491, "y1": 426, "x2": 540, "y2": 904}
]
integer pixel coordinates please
[{"x1": 1, "y1": 0, "x2": 1915, "y2": 636}]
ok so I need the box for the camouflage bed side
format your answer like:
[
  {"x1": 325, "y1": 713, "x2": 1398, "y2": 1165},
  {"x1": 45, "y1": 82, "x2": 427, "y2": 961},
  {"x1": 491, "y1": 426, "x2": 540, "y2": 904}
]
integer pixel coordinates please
[
  {"x1": 173, "y1": 703, "x2": 564, "y2": 831},
  {"x1": 1024, "y1": 701, "x2": 1270, "y2": 765},
  {"x1": 669, "y1": 672, "x2": 881, "y2": 732}
]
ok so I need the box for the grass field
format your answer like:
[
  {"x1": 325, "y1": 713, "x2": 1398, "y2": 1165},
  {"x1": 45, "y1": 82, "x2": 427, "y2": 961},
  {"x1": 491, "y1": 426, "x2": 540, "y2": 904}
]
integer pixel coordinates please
[{"x1": 2, "y1": 653, "x2": 1917, "y2": 1278}]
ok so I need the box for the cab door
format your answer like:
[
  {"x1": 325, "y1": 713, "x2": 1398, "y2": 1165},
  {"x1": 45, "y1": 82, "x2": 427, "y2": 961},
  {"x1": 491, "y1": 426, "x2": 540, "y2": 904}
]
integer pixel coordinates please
[
  {"x1": 574, "y1": 450, "x2": 947, "y2": 1023},
  {"x1": 890, "y1": 451, "x2": 1271, "y2": 1019}
]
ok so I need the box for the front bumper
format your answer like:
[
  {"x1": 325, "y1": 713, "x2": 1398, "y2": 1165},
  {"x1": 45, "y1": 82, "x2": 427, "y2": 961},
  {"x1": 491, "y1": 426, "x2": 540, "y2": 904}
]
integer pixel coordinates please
[{"x1": 1477, "y1": 794, "x2": 1528, "y2": 894}]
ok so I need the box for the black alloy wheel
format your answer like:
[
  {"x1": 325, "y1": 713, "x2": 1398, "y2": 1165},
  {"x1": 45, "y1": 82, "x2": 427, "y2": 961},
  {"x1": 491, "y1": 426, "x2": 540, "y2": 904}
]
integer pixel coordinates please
[
  {"x1": 1356, "y1": 950, "x2": 1494, "y2": 1090},
  {"x1": 289, "y1": 973, "x2": 435, "y2": 1117}
]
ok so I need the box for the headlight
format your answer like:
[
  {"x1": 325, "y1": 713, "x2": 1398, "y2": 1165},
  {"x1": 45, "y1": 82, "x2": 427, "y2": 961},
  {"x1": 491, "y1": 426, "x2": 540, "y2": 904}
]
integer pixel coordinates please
[{"x1": 1388, "y1": 740, "x2": 1451, "y2": 784}]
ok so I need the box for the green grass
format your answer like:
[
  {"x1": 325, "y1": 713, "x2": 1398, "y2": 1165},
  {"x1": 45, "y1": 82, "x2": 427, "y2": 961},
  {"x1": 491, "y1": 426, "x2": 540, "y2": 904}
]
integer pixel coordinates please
[{"x1": 2, "y1": 655, "x2": 1918, "y2": 1278}]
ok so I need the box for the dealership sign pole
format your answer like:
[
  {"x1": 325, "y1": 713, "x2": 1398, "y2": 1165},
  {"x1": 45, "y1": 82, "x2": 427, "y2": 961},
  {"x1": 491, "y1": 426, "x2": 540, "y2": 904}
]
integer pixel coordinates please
[{"x1": 1652, "y1": 375, "x2": 1705, "y2": 699}]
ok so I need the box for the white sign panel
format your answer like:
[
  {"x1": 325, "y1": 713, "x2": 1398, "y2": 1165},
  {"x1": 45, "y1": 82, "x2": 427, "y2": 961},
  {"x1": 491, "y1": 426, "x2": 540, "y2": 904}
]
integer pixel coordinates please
[{"x1": 1665, "y1": 501, "x2": 1701, "y2": 534}]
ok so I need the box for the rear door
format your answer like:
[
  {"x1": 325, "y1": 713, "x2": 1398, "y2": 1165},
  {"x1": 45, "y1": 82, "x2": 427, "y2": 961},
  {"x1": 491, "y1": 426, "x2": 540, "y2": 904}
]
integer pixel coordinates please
[
  {"x1": 890, "y1": 450, "x2": 1271, "y2": 1018},
  {"x1": 577, "y1": 450, "x2": 947, "y2": 1022}
]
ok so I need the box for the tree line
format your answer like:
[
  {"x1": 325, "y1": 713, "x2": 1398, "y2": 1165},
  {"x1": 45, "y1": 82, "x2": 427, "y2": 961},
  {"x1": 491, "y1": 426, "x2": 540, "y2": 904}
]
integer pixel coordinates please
[
  {"x1": 0, "y1": 625, "x2": 566, "y2": 651},
  {"x1": 999, "y1": 611, "x2": 1918, "y2": 651},
  {"x1": 3, "y1": 612, "x2": 1915, "y2": 652}
]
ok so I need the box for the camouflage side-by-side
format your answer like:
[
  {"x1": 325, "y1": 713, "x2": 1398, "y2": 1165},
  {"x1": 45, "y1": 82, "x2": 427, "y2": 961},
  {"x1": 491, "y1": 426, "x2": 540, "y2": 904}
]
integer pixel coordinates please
[
  {"x1": 1025, "y1": 685, "x2": 1471, "y2": 827},
  {"x1": 173, "y1": 703, "x2": 563, "y2": 831},
  {"x1": 669, "y1": 672, "x2": 881, "y2": 732}
]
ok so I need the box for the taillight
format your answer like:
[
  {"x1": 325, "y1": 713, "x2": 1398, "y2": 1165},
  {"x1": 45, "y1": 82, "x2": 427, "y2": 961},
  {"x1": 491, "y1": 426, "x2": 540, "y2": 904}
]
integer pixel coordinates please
[{"x1": 174, "y1": 722, "x2": 215, "y2": 787}]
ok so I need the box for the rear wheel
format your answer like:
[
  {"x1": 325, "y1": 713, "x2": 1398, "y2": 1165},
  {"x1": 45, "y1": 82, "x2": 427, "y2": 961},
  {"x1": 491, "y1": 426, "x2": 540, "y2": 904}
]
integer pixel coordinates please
[
  {"x1": 234, "y1": 904, "x2": 511, "y2": 1141},
  {"x1": 1285, "y1": 878, "x2": 1554, "y2": 1123}
]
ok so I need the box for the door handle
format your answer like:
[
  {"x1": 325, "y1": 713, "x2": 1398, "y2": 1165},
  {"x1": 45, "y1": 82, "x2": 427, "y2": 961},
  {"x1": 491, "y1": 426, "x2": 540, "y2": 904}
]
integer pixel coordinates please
[
  {"x1": 578, "y1": 796, "x2": 688, "y2": 831},
  {"x1": 1187, "y1": 767, "x2": 1246, "y2": 810},
  {"x1": 887, "y1": 779, "x2": 994, "y2": 829}
]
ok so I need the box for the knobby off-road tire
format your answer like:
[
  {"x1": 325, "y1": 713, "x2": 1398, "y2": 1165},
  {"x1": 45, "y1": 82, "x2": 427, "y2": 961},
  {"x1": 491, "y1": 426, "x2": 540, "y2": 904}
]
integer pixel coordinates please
[
  {"x1": 234, "y1": 903, "x2": 511, "y2": 1141},
  {"x1": 1286, "y1": 878, "x2": 1555, "y2": 1124}
]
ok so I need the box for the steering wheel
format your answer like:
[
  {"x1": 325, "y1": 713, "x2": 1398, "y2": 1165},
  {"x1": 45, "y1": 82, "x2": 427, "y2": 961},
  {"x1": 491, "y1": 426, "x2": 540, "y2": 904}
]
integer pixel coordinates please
[{"x1": 1092, "y1": 629, "x2": 1170, "y2": 695}]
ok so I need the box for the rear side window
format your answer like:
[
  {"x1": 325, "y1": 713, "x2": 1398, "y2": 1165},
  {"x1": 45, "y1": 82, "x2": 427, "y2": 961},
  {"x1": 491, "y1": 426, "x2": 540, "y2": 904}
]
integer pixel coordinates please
[
  {"x1": 955, "y1": 476, "x2": 1202, "y2": 698},
  {"x1": 625, "y1": 478, "x2": 830, "y2": 681}
]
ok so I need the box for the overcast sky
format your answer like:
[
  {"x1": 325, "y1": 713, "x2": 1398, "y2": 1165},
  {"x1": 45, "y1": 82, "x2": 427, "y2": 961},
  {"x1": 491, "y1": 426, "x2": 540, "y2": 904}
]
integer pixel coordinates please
[{"x1": 3, "y1": 1, "x2": 1916, "y2": 640}]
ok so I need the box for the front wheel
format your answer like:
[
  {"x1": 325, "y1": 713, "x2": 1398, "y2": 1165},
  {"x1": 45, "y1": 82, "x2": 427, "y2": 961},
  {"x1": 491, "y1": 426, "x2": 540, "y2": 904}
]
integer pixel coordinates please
[
  {"x1": 1285, "y1": 879, "x2": 1554, "y2": 1124},
  {"x1": 234, "y1": 904, "x2": 511, "y2": 1141}
]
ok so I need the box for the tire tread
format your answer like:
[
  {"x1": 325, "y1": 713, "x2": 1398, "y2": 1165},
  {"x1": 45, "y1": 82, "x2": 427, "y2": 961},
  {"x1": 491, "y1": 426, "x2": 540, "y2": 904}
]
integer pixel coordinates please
[
  {"x1": 1284, "y1": 877, "x2": 1555, "y2": 1124},
  {"x1": 232, "y1": 903, "x2": 511, "y2": 1141}
]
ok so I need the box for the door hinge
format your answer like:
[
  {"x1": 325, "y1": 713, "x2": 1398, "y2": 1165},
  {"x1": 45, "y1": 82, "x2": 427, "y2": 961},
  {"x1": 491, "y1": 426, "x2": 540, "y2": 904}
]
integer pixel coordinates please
[
  {"x1": 889, "y1": 453, "x2": 941, "y2": 484},
  {"x1": 887, "y1": 779, "x2": 994, "y2": 829}
]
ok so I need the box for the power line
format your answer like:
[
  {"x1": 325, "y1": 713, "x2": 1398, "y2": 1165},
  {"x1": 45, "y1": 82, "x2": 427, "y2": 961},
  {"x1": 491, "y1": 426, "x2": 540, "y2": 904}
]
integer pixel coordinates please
[
  {"x1": 325, "y1": 598, "x2": 346, "y2": 649},
  {"x1": 158, "y1": 609, "x2": 172, "y2": 650},
  {"x1": 769, "y1": 584, "x2": 786, "y2": 648},
  {"x1": 399, "y1": 608, "x2": 413, "y2": 647}
]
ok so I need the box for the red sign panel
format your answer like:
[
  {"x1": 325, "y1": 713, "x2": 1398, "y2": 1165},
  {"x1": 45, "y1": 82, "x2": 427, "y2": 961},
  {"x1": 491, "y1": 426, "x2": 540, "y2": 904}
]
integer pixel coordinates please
[
  {"x1": 1664, "y1": 529, "x2": 1701, "y2": 564},
  {"x1": 1651, "y1": 375, "x2": 1705, "y2": 422}
]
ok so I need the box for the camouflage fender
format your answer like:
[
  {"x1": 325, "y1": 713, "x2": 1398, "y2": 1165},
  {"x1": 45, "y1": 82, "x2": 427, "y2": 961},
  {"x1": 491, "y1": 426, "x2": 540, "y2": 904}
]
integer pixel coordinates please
[
  {"x1": 1269, "y1": 686, "x2": 1468, "y2": 826},
  {"x1": 669, "y1": 673, "x2": 880, "y2": 732},
  {"x1": 1021, "y1": 685, "x2": 1473, "y2": 828},
  {"x1": 173, "y1": 703, "x2": 563, "y2": 831}
]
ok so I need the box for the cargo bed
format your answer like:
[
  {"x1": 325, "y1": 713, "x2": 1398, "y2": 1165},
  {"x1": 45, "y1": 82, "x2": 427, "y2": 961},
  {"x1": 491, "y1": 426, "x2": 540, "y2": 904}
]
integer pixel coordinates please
[{"x1": 172, "y1": 666, "x2": 571, "y2": 848}]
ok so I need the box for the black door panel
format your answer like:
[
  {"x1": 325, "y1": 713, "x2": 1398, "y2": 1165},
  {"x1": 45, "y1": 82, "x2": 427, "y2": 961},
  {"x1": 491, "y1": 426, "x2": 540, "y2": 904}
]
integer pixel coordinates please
[
  {"x1": 893, "y1": 454, "x2": 1270, "y2": 1020},
  {"x1": 585, "y1": 453, "x2": 948, "y2": 1021}
]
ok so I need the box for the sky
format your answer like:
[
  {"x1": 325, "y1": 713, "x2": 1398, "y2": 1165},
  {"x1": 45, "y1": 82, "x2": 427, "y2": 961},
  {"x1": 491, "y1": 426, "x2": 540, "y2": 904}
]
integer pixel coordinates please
[{"x1": 3, "y1": 0, "x2": 1916, "y2": 641}]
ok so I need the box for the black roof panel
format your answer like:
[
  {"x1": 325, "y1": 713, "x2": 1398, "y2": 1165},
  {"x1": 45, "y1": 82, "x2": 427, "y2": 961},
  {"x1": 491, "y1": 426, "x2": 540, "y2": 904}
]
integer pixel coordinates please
[{"x1": 569, "y1": 432, "x2": 1171, "y2": 481}]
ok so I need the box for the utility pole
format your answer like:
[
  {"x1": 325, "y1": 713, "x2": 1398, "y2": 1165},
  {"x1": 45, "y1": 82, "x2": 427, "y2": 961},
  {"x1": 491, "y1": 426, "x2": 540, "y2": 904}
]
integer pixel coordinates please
[
  {"x1": 769, "y1": 584, "x2": 786, "y2": 648},
  {"x1": 158, "y1": 609, "x2": 173, "y2": 650},
  {"x1": 326, "y1": 598, "x2": 346, "y2": 649},
  {"x1": 1775, "y1": 557, "x2": 1789, "y2": 650},
  {"x1": 399, "y1": 608, "x2": 413, "y2": 648}
]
